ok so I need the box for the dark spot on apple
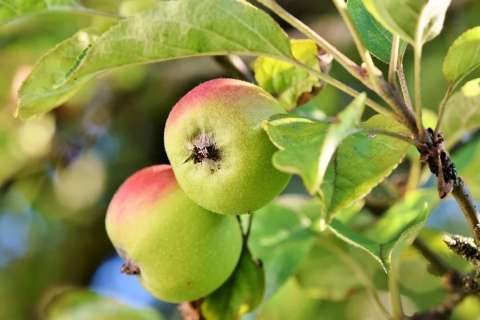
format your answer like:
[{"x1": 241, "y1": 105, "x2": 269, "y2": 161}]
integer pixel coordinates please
[{"x1": 185, "y1": 133, "x2": 221, "y2": 171}]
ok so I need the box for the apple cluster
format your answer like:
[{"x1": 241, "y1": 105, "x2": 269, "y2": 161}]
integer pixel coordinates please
[{"x1": 105, "y1": 79, "x2": 290, "y2": 302}]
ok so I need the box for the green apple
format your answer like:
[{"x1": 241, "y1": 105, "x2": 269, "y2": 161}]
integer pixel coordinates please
[
  {"x1": 164, "y1": 78, "x2": 290, "y2": 215},
  {"x1": 105, "y1": 165, "x2": 242, "y2": 303}
]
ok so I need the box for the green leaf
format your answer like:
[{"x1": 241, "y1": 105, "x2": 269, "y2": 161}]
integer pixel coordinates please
[
  {"x1": 46, "y1": 289, "x2": 163, "y2": 320},
  {"x1": 443, "y1": 27, "x2": 480, "y2": 84},
  {"x1": 258, "y1": 279, "x2": 348, "y2": 320},
  {"x1": 0, "y1": 0, "x2": 80, "y2": 24},
  {"x1": 249, "y1": 199, "x2": 316, "y2": 300},
  {"x1": 202, "y1": 249, "x2": 265, "y2": 320},
  {"x1": 253, "y1": 39, "x2": 326, "y2": 110},
  {"x1": 295, "y1": 237, "x2": 364, "y2": 300},
  {"x1": 17, "y1": 0, "x2": 292, "y2": 118},
  {"x1": 264, "y1": 94, "x2": 366, "y2": 194},
  {"x1": 347, "y1": 0, "x2": 405, "y2": 63},
  {"x1": 327, "y1": 219, "x2": 383, "y2": 269},
  {"x1": 321, "y1": 115, "x2": 410, "y2": 215},
  {"x1": 263, "y1": 115, "x2": 328, "y2": 193},
  {"x1": 328, "y1": 190, "x2": 438, "y2": 272},
  {"x1": 453, "y1": 138, "x2": 480, "y2": 198},
  {"x1": 441, "y1": 78, "x2": 480, "y2": 147},
  {"x1": 362, "y1": 0, "x2": 451, "y2": 46},
  {"x1": 119, "y1": 0, "x2": 157, "y2": 16}
]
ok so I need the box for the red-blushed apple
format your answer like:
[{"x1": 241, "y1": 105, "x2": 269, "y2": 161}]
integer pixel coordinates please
[
  {"x1": 105, "y1": 165, "x2": 242, "y2": 303},
  {"x1": 164, "y1": 78, "x2": 291, "y2": 215}
]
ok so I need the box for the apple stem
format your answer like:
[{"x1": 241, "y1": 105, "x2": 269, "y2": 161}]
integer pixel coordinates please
[
  {"x1": 236, "y1": 213, "x2": 254, "y2": 243},
  {"x1": 244, "y1": 213, "x2": 253, "y2": 240},
  {"x1": 120, "y1": 259, "x2": 141, "y2": 275}
]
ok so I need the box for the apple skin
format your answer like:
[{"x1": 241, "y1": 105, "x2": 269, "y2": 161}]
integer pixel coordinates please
[
  {"x1": 164, "y1": 79, "x2": 291, "y2": 215},
  {"x1": 105, "y1": 165, "x2": 242, "y2": 303}
]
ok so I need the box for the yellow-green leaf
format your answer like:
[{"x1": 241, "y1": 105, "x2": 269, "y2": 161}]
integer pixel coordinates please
[
  {"x1": 329, "y1": 190, "x2": 438, "y2": 272},
  {"x1": 254, "y1": 39, "x2": 326, "y2": 110},
  {"x1": 443, "y1": 26, "x2": 480, "y2": 84},
  {"x1": 441, "y1": 78, "x2": 480, "y2": 147}
]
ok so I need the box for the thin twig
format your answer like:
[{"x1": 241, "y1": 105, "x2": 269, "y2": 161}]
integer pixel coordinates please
[
  {"x1": 244, "y1": 213, "x2": 254, "y2": 240},
  {"x1": 414, "y1": 46, "x2": 425, "y2": 139},
  {"x1": 389, "y1": 36, "x2": 400, "y2": 84},
  {"x1": 255, "y1": 0, "x2": 422, "y2": 135},
  {"x1": 388, "y1": 266, "x2": 404, "y2": 320},
  {"x1": 451, "y1": 179, "x2": 480, "y2": 246},
  {"x1": 397, "y1": 59, "x2": 414, "y2": 112},
  {"x1": 254, "y1": 0, "x2": 372, "y2": 90},
  {"x1": 434, "y1": 84, "x2": 454, "y2": 134},
  {"x1": 290, "y1": 60, "x2": 399, "y2": 120},
  {"x1": 379, "y1": 79, "x2": 419, "y2": 135},
  {"x1": 331, "y1": 0, "x2": 381, "y2": 91},
  {"x1": 443, "y1": 234, "x2": 480, "y2": 266},
  {"x1": 411, "y1": 291, "x2": 466, "y2": 320},
  {"x1": 413, "y1": 238, "x2": 451, "y2": 275},
  {"x1": 411, "y1": 270, "x2": 480, "y2": 320},
  {"x1": 330, "y1": 0, "x2": 420, "y2": 136},
  {"x1": 365, "y1": 128, "x2": 418, "y2": 146}
]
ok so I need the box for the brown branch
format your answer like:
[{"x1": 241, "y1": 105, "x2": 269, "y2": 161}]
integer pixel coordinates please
[
  {"x1": 416, "y1": 128, "x2": 480, "y2": 247},
  {"x1": 410, "y1": 292, "x2": 465, "y2": 320},
  {"x1": 379, "y1": 78, "x2": 418, "y2": 136},
  {"x1": 412, "y1": 235, "x2": 480, "y2": 319},
  {"x1": 410, "y1": 271, "x2": 480, "y2": 320},
  {"x1": 413, "y1": 239, "x2": 452, "y2": 276},
  {"x1": 451, "y1": 180, "x2": 480, "y2": 246},
  {"x1": 444, "y1": 234, "x2": 480, "y2": 267}
]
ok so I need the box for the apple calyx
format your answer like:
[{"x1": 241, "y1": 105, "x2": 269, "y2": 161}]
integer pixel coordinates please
[
  {"x1": 185, "y1": 132, "x2": 221, "y2": 171},
  {"x1": 121, "y1": 259, "x2": 141, "y2": 275}
]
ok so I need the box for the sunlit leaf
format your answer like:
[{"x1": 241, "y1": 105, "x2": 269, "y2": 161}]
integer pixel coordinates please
[
  {"x1": 264, "y1": 94, "x2": 366, "y2": 194},
  {"x1": 328, "y1": 190, "x2": 438, "y2": 272},
  {"x1": 441, "y1": 78, "x2": 480, "y2": 147},
  {"x1": 254, "y1": 39, "x2": 327, "y2": 110},
  {"x1": 321, "y1": 115, "x2": 410, "y2": 215},
  {"x1": 17, "y1": 0, "x2": 292, "y2": 118},
  {"x1": 443, "y1": 26, "x2": 480, "y2": 84},
  {"x1": 362, "y1": 0, "x2": 451, "y2": 46},
  {"x1": 202, "y1": 248, "x2": 265, "y2": 320}
]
